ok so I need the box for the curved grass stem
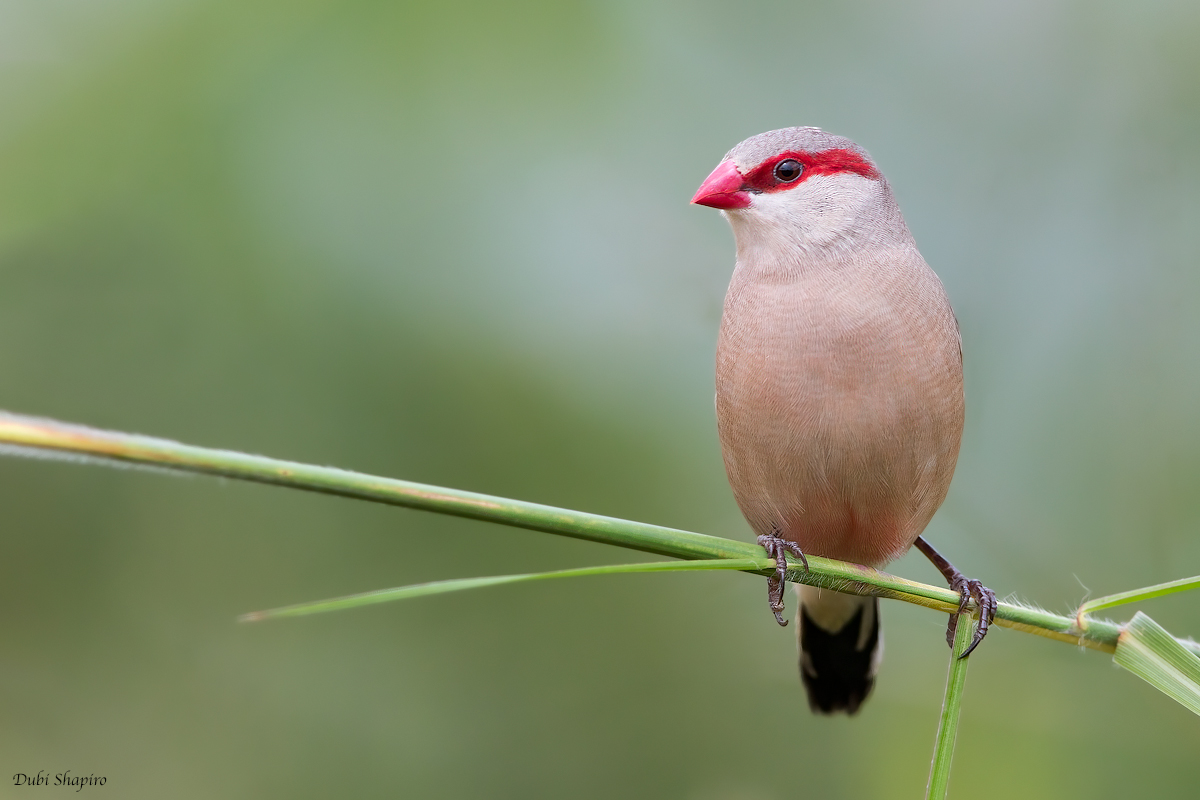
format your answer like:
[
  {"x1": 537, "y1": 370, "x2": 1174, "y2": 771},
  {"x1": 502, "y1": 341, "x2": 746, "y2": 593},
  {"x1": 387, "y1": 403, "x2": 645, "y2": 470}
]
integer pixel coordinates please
[
  {"x1": 0, "y1": 410, "x2": 1194, "y2": 658},
  {"x1": 239, "y1": 558, "x2": 774, "y2": 622}
]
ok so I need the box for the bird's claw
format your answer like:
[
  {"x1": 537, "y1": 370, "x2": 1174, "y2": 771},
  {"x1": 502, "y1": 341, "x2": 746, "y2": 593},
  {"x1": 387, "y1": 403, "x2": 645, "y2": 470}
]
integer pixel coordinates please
[
  {"x1": 947, "y1": 576, "x2": 997, "y2": 659},
  {"x1": 757, "y1": 531, "x2": 808, "y2": 627},
  {"x1": 913, "y1": 537, "x2": 997, "y2": 659}
]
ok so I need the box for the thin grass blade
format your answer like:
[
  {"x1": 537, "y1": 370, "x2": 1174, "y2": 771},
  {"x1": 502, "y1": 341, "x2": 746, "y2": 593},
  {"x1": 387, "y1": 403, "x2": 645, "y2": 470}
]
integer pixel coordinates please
[
  {"x1": 2, "y1": 410, "x2": 1197, "y2": 656},
  {"x1": 1078, "y1": 575, "x2": 1200, "y2": 618},
  {"x1": 926, "y1": 613, "x2": 976, "y2": 800},
  {"x1": 1113, "y1": 611, "x2": 1200, "y2": 716},
  {"x1": 240, "y1": 558, "x2": 773, "y2": 622}
]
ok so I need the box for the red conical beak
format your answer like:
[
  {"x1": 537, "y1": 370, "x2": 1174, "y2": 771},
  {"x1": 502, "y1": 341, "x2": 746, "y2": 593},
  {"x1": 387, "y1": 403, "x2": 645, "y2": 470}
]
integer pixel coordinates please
[{"x1": 691, "y1": 160, "x2": 751, "y2": 209}]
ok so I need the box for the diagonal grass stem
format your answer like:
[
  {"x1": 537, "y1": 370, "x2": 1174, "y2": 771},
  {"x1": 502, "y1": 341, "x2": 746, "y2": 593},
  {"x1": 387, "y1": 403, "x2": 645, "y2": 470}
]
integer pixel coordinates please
[
  {"x1": 1, "y1": 409, "x2": 1197, "y2": 659},
  {"x1": 240, "y1": 558, "x2": 773, "y2": 622},
  {"x1": 1077, "y1": 575, "x2": 1200, "y2": 626},
  {"x1": 926, "y1": 613, "x2": 977, "y2": 800}
]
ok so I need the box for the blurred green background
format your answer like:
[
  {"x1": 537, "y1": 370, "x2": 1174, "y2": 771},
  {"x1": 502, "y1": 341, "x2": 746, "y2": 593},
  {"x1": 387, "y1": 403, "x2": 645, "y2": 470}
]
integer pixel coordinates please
[{"x1": 1, "y1": 1, "x2": 1199, "y2": 797}]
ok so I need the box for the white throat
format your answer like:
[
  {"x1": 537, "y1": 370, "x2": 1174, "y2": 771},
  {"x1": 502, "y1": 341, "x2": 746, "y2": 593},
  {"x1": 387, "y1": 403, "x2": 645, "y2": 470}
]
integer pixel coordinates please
[{"x1": 724, "y1": 174, "x2": 910, "y2": 277}]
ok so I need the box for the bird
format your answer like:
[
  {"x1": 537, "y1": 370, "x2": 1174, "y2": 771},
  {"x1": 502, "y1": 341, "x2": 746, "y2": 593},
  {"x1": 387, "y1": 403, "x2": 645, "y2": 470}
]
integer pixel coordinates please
[{"x1": 691, "y1": 127, "x2": 996, "y2": 714}]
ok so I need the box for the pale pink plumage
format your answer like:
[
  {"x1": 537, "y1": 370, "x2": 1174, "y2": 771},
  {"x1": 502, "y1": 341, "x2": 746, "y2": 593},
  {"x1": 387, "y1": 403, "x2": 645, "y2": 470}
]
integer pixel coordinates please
[{"x1": 698, "y1": 127, "x2": 965, "y2": 713}]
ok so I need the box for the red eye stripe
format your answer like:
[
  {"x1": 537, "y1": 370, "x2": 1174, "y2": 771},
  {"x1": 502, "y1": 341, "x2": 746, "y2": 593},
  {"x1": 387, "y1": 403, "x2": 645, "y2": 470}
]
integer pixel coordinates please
[{"x1": 741, "y1": 148, "x2": 881, "y2": 193}]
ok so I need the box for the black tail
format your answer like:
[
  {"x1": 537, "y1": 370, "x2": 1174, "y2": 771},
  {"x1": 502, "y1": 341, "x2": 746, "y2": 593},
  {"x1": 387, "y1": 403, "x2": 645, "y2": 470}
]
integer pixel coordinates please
[{"x1": 798, "y1": 594, "x2": 881, "y2": 714}]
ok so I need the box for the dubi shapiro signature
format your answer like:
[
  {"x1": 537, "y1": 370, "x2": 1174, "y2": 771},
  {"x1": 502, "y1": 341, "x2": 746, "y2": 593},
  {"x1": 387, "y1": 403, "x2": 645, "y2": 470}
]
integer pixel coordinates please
[{"x1": 12, "y1": 771, "x2": 106, "y2": 791}]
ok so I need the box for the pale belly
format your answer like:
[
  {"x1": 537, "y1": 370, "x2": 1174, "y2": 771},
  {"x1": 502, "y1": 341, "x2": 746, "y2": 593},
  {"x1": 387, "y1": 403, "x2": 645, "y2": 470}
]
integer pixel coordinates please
[{"x1": 716, "y1": 274, "x2": 964, "y2": 568}]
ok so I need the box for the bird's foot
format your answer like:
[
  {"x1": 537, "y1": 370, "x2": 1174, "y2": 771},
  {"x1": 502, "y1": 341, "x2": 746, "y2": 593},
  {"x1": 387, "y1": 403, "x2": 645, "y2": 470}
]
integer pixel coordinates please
[
  {"x1": 946, "y1": 576, "x2": 997, "y2": 658},
  {"x1": 757, "y1": 530, "x2": 809, "y2": 627},
  {"x1": 914, "y1": 536, "x2": 996, "y2": 658}
]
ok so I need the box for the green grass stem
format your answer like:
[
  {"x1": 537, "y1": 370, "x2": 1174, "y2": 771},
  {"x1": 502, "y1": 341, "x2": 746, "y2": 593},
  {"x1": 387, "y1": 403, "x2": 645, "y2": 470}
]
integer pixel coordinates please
[
  {"x1": 1077, "y1": 575, "x2": 1200, "y2": 624},
  {"x1": 0, "y1": 410, "x2": 1195, "y2": 659},
  {"x1": 240, "y1": 558, "x2": 773, "y2": 621},
  {"x1": 926, "y1": 613, "x2": 976, "y2": 800}
]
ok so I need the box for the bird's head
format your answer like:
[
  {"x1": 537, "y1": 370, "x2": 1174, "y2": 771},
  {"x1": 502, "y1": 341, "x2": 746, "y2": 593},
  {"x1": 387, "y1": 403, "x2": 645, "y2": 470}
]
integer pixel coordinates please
[{"x1": 692, "y1": 127, "x2": 908, "y2": 264}]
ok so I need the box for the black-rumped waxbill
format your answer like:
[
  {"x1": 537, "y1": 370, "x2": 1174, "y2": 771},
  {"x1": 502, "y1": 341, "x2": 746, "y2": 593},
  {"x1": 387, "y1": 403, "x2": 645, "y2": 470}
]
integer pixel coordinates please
[{"x1": 692, "y1": 127, "x2": 996, "y2": 714}]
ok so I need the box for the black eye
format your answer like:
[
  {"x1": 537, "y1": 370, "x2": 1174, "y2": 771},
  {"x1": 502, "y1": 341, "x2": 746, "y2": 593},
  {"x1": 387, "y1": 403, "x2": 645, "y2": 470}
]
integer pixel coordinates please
[{"x1": 773, "y1": 159, "x2": 802, "y2": 183}]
